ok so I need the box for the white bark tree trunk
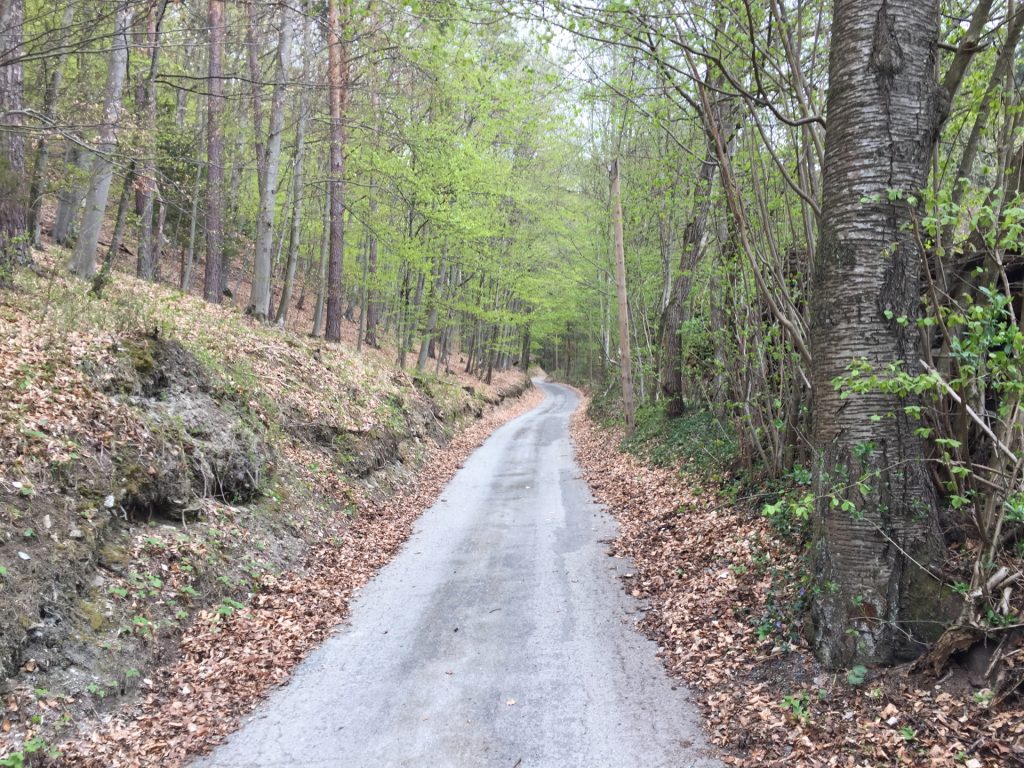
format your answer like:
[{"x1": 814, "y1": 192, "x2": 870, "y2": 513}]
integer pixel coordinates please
[
  {"x1": 249, "y1": 3, "x2": 293, "y2": 320},
  {"x1": 72, "y1": 3, "x2": 132, "y2": 279}
]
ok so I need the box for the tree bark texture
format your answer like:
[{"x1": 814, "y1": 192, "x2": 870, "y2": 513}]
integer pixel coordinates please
[
  {"x1": 0, "y1": 0, "x2": 26, "y2": 284},
  {"x1": 136, "y1": 1, "x2": 168, "y2": 282},
  {"x1": 203, "y1": 0, "x2": 225, "y2": 303},
  {"x1": 249, "y1": 2, "x2": 292, "y2": 320},
  {"x1": 810, "y1": 0, "x2": 951, "y2": 667},
  {"x1": 27, "y1": 2, "x2": 74, "y2": 249},
  {"x1": 324, "y1": 0, "x2": 348, "y2": 342},
  {"x1": 658, "y1": 139, "x2": 718, "y2": 417},
  {"x1": 611, "y1": 159, "x2": 636, "y2": 434},
  {"x1": 72, "y1": 2, "x2": 131, "y2": 279}
]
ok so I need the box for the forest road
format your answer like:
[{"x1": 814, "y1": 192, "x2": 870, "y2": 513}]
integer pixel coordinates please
[{"x1": 194, "y1": 380, "x2": 720, "y2": 768}]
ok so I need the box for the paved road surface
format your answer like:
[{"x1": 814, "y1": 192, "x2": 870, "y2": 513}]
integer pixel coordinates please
[{"x1": 195, "y1": 381, "x2": 720, "y2": 768}]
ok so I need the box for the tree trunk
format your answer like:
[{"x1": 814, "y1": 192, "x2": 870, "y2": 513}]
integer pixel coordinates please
[
  {"x1": 27, "y1": 2, "x2": 74, "y2": 249},
  {"x1": 249, "y1": 2, "x2": 292, "y2": 320},
  {"x1": 949, "y1": 5, "x2": 1024, "y2": 209},
  {"x1": 136, "y1": 1, "x2": 168, "y2": 281},
  {"x1": 152, "y1": 196, "x2": 166, "y2": 281},
  {"x1": 416, "y1": 264, "x2": 442, "y2": 372},
  {"x1": 224, "y1": 132, "x2": 245, "y2": 301},
  {"x1": 659, "y1": 137, "x2": 718, "y2": 417},
  {"x1": 203, "y1": 0, "x2": 225, "y2": 303},
  {"x1": 311, "y1": 195, "x2": 330, "y2": 337},
  {"x1": 0, "y1": 0, "x2": 26, "y2": 285},
  {"x1": 324, "y1": 0, "x2": 348, "y2": 342},
  {"x1": 53, "y1": 145, "x2": 85, "y2": 245},
  {"x1": 364, "y1": 87, "x2": 381, "y2": 348},
  {"x1": 810, "y1": 0, "x2": 951, "y2": 668},
  {"x1": 520, "y1": 322, "x2": 531, "y2": 372},
  {"x1": 244, "y1": 0, "x2": 266, "y2": 195},
  {"x1": 91, "y1": 162, "x2": 135, "y2": 297},
  {"x1": 275, "y1": 5, "x2": 310, "y2": 327},
  {"x1": 181, "y1": 156, "x2": 202, "y2": 291},
  {"x1": 610, "y1": 159, "x2": 636, "y2": 433},
  {"x1": 71, "y1": 2, "x2": 131, "y2": 279}
]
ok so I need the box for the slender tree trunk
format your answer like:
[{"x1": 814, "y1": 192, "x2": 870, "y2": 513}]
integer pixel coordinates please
[
  {"x1": 610, "y1": 159, "x2": 636, "y2": 433},
  {"x1": 250, "y1": 2, "x2": 293, "y2": 320},
  {"x1": 810, "y1": 0, "x2": 951, "y2": 668},
  {"x1": 364, "y1": 87, "x2": 381, "y2": 347},
  {"x1": 324, "y1": 0, "x2": 348, "y2": 342},
  {"x1": 224, "y1": 132, "x2": 245, "y2": 300},
  {"x1": 0, "y1": 0, "x2": 26, "y2": 284},
  {"x1": 520, "y1": 317, "x2": 531, "y2": 372},
  {"x1": 203, "y1": 0, "x2": 225, "y2": 303},
  {"x1": 136, "y1": 1, "x2": 168, "y2": 281},
  {"x1": 659, "y1": 137, "x2": 718, "y2": 417},
  {"x1": 91, "y1": 162, "x2": 135, "y2": 297},
  {"x1": 151, "y1": 196, "x2": 166, "y2": 280},
  {"x1": 53, "y1": 146, "x2": 80, "y2": 245},
  {"x1": 181, "y1": 156, "x2": 202, "y2": 291},
  {"x1": 949, "y1": 5, "x2": 1024, "y2": 210},
  {"x1": 416, "y1": 264, "x2": 442, "y2": 371},
  {"x1": 311, "y1": 195, "x2": 330, "y2": 337},
  {"x1": 356, "y1": 233, "x2": 369, "y2": 351},
  {"x1": 245, "y1": 0, "x2": 266, "y2": 193},
  {"x1": 27, "y1": 2, "x2": 74, "y2": 249},
  {"x1": 274, "y1": 2, "x2": 311, "y2": 326},
  {"x1": 71, "y1": 2, "x2": 131, "y2": 279}
]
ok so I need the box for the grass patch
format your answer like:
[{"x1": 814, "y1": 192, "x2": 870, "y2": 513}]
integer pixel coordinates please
[{"x1": 620, "y1": 403, "x2": 736, "y2": 478}]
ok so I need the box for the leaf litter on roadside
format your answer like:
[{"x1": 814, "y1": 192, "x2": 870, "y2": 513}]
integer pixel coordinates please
[
  {"x1": 569, "y1": 397, "x2": 1023, "y2": 768},
  {"x1": 43, "y1": 380, "x2": 543, "y2": 767}
]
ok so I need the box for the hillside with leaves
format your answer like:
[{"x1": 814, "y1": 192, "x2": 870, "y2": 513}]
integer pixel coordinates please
[{"x1": 0, "y1": 249, "x2": 532, "y2": 760}]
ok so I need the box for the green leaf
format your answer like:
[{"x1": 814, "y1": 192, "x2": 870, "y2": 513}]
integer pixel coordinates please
[{"x1": 847, "y1": 665, "x2": 868, "y2": 685}]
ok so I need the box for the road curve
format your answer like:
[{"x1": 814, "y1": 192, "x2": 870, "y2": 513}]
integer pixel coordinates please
[{"x1": 195, "y1": 380, "x2": 720, "y2": 768}]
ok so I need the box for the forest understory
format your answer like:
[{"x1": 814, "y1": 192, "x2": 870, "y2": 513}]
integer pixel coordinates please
[{"x1": 0, "y1": 240, "x2": 535, "y2": 765}]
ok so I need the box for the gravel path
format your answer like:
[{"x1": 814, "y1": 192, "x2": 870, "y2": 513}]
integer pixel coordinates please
[{"x1": 195, "y1": 381, "x2": 720, "y2": 768}]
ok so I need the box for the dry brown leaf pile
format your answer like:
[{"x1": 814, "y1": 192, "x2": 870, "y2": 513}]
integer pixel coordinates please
[{"x1": 570, "y1": 398, "x2": 1024, "y2": 768}]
